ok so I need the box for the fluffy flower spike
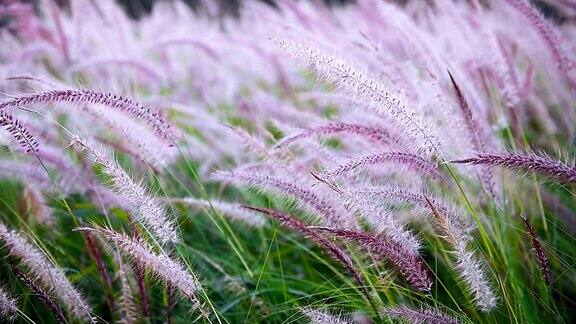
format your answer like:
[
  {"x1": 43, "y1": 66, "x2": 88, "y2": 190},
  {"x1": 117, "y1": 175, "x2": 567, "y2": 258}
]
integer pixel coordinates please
[
  {"x1": 0, "y1": 222, "x2": 92, "y2": 321},
  {"x1": 0, "y1": 286, "x2": 18, "y2": 320},
  {"x1": 0, "y1": 111, "x2": 39, "y2": 153},
  {"x1": 73, "y1": 137, "x2": 178, "y2": 244},
  {"x1": 76, "y1": 227, "x2": 199, "y2": 302},
  {"x1": 452, "y1": 151, "x2": 576, "y2": 183},
  {"x1": 0, "y1": 89, "x2": 177, "y2": 143}
]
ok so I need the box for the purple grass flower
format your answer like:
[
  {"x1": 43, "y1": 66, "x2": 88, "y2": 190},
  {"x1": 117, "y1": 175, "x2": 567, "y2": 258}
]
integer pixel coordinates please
[
  {"x1": 447, "y1": 70, "x2": 498, "y2": 198},
  {"x1": 0, "y1": 161, "x2": 52, "y2": 191},
  {"x1": 13, "y1": 268, "x2": 67, "y2": 324},
  {"x1": 224, "y1": 124, "x2": 270, "y2": 159},
  {"x1": 504, "y1": 0, "x2": 572, "y2": 80},
  {"x1": 213, "y1": 170, "x2": 354, "y2": 228},
  {"x1": 451, "y1": 151, "x2": 576, "y2": 183},
  {"x1": 307, "y1": 171, "x2": 423, "y2": 254},
  {"x1": 272, "y1": 38, "x2": 441, "y2": 154},
  {"x1": 82, "y1": 104, "x2": 176, "y2": 169},
  {"x1": 0, "y1": 286, "x2": 18, "y2": 321},
  {"x1": 0, "y1": 89, "x2": 176, "y2": 143},
  {"x1": 77, "y1": 227, "x2": 200, "y2": 302},
  {"x1": 0, "y1": 222, "x2": 92, "y2": 321},
  {"x1": 133, "y1": 253, "x2": 150, "y2": 318},
  {"x1": 302, "y1": 308, "x2": 350, "y2": 324},
  {"x1": 73, "y1": 137, "x2": 178, "y2": 243},
  {"x1": 314, "y1": 227, "x2": 432, "y2": 292},
  {"x1": 274, "y1": 121, "x2": 394, "y2": 149},
  {"x1": 447, "y1": 70, "x2": 488, "y2": 153},
  {"x1": 168, "y1": 197, "x2": 266, "y2": 227},
  {"x1": 83, "y1": 232, "x2": 115, "y2": 308},
  {"x1": 349, "y1": 186, "x2": 496, "y2": 310},
  {"x1": 116, "y1": 254, "x2": 138, "y2": 324},
  {"x1": 326, "y1": 151, "x2": 441, "y2": 180},
  {"x1": 424, "y1": 197, "x2": 497, "y2": 311},
  {"x1": 383, "y1": 305, "x2": 460, "y2": 324},
  {"x1": 0, "y1": 110, "x2": 39, "y2": 153},
  {"x1": 242, "y1": 206, "x2": 366, "y2": 293},
  {"x1": 522, "y1": 214, "x2": 553, "y2": 285}
]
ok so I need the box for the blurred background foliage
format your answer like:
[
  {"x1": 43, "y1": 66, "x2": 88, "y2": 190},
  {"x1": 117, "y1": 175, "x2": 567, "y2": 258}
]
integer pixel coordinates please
[{"x1": 6, "y1": 0, "x2": 570, "y2": 22}]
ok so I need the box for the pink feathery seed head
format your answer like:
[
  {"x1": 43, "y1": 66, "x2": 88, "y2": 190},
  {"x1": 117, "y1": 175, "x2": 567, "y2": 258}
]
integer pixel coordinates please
[
  {"x1": 83, "y1": 104, "x2": 176, "y2": 170},
  {"x1": 451, "y1": 151, "x2": 576, "y2": 183},
  {"x1": 34, "y1": 145, "x2": 86, "y2": 194},
  {"x1": 240, "y1": 206, "x2": 317, "y2": 237},
  {"x1": 224, "y1": 124, "x2": 270, "y2": 159},
  {"x1": 0, "y1": 286, "x2": 18, "y2": 320},
  {"x1": 242, "y1": 206, "x2": 366, "y2": 290},
  {"x1": 455, "y1": 250, "x2": 498, "y2": 311},
  {"x1": 302, "y1": 308, "x2": 350, "y2": 324},
  {"x1": 0, "y1": 222, "x2": 93, "y2": 321},
  {"x1": 72, "y1": 137, "x2": 178, "y2": 244},
  {"x1": 339, "y1": 187, "x2": 422, "y2": 254},
  {"x1": 423, "y1": 196, "x2": 470, "y2": 247},
  {"x1": 13, "y1": 267, "x2": 68, "y2": 324},
  {"x1": 273, "y1": 121, "x2": 394, "y2": 149},
  {"x1": 351, "y1": 186, "x2": 471, "y2": 236},
  {"x1": 212, "y1": 169, "x2": 353, "y2": 228},
  {"x1": 314, "y1": 227, "x2": 432, "y2": 292},
  {"x1": 76, "y1": 227, "x2": 200, "y2": 302},
  {"x1": 522, "y1": 214, "x2": 553, "y2": 285},
  {"x1": 504, "y1": 0, "x2": 572, "y2": 77},
  {"x1": 0, "y1": 89, "x2": 177, "y2": 144},
  {"x1": 132, "y1": 251, "x2": 150, "y2": 318},
  {"x1": 348, "y1": 186, "x2": 495, "y2": 308},
  {"x1": 83, "y1": 232, "x2": 114, "y2": 307},
  {"x1": 0, "y1": 110, "x2": 39, "y2": 153},
  {"x1": 422, "y1": 199, "x2": 497, "y2": 311},
  {"x1": 447, "y1": 70, "x2": 488, "y2": 152},
  {"x1": 383, "y1": 305, "x2": 460, "y2": 324},
  {"x1": 272, "y1": 38, "x2": 440, "y2": 154},
  {"x1": 326, "y1": 151, "x2": 441, "y2": 180},
  {"x1": 308, "y1": 170, "x2": 343, "y2": 194},
  {"x1": 0, "y1": 161, "x2": 52, "y2": 191},
  {"x1": 168, "y1": 197, "x2": 266, "y2": 227}
]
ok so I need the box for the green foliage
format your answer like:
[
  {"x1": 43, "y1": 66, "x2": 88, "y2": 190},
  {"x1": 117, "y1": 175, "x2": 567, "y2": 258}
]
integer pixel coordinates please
[{"x1": 1, "y1": 153, "x2": 575, "y2": 323}]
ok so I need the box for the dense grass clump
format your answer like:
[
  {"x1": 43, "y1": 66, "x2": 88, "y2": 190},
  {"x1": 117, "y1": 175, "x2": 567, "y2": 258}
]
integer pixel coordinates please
[{"x1": 0, "y1": 0, "x2": 575, "y2": 323}]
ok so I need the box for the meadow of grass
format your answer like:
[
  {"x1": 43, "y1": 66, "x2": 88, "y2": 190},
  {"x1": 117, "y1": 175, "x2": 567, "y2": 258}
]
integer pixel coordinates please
[{"x1": 0, "y1": 0, "x2": 575, "y2": 323}]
